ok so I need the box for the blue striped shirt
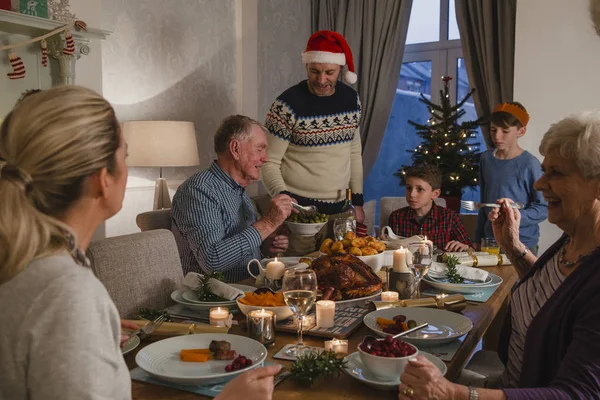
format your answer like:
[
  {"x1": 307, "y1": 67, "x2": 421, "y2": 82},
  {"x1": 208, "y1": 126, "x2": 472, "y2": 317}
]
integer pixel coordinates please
[{"x1": 171, "y1": 161, "x2": 262, "y2": 283}]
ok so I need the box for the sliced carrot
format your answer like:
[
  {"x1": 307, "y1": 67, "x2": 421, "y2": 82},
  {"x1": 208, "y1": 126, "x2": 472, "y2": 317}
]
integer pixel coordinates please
[
  {"x1": 400, "y1": 322, "x2": 409, "y2": 331},
  {"x1": 180, "y1": 348, "x2": 211, "y2": 354},
  {"x1": 376, "y1": 317, "x2": 395, "y2": 327},
  {"x1": 180, "y1": 352, "x2": 213, "y2": 362}
]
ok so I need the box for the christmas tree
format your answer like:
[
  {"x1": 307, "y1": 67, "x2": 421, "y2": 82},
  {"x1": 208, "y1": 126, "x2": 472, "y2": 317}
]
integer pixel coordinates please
[{"x1": 396, "y1": 76, "x2": 485, "y2": 197}]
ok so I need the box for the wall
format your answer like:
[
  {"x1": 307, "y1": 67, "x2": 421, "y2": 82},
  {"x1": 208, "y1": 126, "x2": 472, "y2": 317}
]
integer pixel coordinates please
[
  {"x1": 101, "y1": 0, "x2": 237, "y2": 237},
  {"x1": 514, "y1": 0, "x2": 600, "y2": 252}
]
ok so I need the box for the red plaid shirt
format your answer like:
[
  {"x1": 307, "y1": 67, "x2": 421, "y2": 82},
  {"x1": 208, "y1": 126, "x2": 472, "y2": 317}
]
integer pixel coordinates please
[{"x1": 388, "y1": 203, "x2": 473, "y2": 249}]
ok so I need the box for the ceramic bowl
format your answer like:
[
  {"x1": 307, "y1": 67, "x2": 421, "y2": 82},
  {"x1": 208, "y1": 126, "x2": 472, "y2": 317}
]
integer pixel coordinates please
[
  {"x1": 284, "y1": 220, "x2": 327, "y2": 236},
  {"x1": 357, "y1": 340, "x2": 418, "y2": 381}
]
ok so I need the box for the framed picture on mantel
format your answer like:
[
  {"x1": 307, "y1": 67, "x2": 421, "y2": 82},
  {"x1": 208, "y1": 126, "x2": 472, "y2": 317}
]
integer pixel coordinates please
[{"x1": 19, "y1": 0, "x2": 48, "y2": 18}]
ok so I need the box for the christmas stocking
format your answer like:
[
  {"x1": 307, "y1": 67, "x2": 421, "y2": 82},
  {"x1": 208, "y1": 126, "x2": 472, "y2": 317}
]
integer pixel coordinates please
[
  {"x1": 40, "y1": 39, "x2": 48, "y2": 67},
  {"x1": 63, "y1": 29, "x2": 75, "y2": 56},
  {"x1": 7, "y1": 52, "x2": 25, "y2": 80}
]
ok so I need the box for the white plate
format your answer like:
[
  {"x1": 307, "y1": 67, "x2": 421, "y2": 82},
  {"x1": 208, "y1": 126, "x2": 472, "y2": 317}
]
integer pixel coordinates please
[
  {"x1": 344, "y1": 351, "x2": 446, "y2": 390},
  {"x1": 171, "y1": 284, "x2": 256, "y2": 311},
  {"x1": 181, "y1": 291, "x2": 238, "y2": 305},
  {"x1": 428, "y1": 274, "x2": 493, "y2": 286},
  {"x1": 335, "y1": 290, "x2": 382, "y2": 309},
  {"x1": 363, "y1": 307, "x2": 473, "y2": 346},
  {"x1": 135, "y1": 334, "x2": 267, "y2": 385},
  {"x1": 423, "y1": 273, "x2": 503, "y2": 294},
  {"x1": 122, "y1": 335, "x2": 140, "y2": 356}
]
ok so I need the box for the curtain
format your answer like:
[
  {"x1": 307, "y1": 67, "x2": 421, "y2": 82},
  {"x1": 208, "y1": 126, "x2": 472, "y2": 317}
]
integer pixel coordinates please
[
  {"x1": 455, "y1": 0, "x2": 517, "y2": 148},
  {"x1": 311, "y1": 0, "x2": 413, "y2": 177}
]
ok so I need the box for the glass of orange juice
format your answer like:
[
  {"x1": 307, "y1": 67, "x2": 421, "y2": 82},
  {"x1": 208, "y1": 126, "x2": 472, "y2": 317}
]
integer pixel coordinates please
[{"x1": 481, "y1": 238, "x2": 500, "y2": 255}]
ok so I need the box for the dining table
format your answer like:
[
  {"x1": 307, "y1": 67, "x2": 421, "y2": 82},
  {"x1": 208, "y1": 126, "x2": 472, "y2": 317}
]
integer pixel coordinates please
[{"x1": 129, "y1": 264, "x2": 518, "y2": 399}]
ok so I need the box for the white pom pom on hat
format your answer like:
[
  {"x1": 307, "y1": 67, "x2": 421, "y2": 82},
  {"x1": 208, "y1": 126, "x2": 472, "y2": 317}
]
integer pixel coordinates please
[{"x1": 301, "y1": 30, "x2": 357, "y2": 84}]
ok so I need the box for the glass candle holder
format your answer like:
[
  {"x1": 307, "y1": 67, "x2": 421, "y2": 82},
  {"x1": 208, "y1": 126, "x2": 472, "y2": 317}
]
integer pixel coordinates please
[
  {"x1": 324, "y1": 339, "x2": 348, "y2": 355},
  {"x1": 247, "y1": 309, "x2": 276, "y2": 346},
  {"x1": 209, "y1": 307, "x2": 229, "y2": 327}
]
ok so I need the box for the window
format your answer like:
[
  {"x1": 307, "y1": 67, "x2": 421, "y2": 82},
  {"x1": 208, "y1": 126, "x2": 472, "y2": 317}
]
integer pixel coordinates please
[{"x1": 364, "y1": 0, "x2": 485, "y2": 217}]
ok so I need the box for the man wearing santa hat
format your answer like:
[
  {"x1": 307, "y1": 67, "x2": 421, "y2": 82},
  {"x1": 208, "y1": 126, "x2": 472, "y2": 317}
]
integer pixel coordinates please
[{"x1": 261, "y1": 30, "x2": 363, "y2": 254}]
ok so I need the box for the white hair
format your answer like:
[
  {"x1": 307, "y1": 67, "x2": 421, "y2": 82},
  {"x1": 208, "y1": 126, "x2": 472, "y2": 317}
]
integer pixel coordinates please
[{"x1": 539, "y1": 111, "x2": 600, "y2": 179}]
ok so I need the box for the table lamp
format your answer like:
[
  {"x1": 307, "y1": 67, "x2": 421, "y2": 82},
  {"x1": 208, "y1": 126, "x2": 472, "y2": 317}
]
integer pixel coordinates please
[{"x1": 122, "y1": 121, "x2": 200, "y2": 210}]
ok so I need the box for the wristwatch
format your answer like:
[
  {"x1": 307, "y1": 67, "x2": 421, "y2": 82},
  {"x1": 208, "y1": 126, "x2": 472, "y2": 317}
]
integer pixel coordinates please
[{"x1": 468, "y1": 386, "x2": 479, "y2": 400}]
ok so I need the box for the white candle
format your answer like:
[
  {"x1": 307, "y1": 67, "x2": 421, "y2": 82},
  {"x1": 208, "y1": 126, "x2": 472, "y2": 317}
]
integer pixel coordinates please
[
  {"x1": 316, "y1": 300, "x2": 336, "y2": 328},
  {"x1": 421, "y1": 236, "x2": 432, "y2": 255},
  {"x1": 393, "y1": 246, "x2": 410, "y2": 273},
  {"x1": 293, "y1": 314, "x2": 316, "y2": 330},
  {"x1": 324, "y1": 339, "x2": 348, "y2": 354},
  {"x1": 266, "y1": 257, "x2": 285, "y2": 280},
  {"x1": 209, "y1": 307, "x2": 230, "y2": 326},
  {"x1": 381, "y1": 291, "x2": 399, "y2": 302}
]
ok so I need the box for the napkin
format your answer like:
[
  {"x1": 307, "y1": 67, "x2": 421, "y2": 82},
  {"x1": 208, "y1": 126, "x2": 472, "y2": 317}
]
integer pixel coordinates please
[
  {"x1": 428, "y1": 261, "x2": 489, "y2": 282},
  {"x1": 182, "y1": 272, "x2": 244, "y2": 300}
]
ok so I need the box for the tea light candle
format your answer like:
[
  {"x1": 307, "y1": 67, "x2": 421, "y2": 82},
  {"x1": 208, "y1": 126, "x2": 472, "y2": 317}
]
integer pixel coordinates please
[
  {"x1": 266, "y1": 257, "x2": 285, "y2": 280},
  {"x1": 393, "y1": 246, "x2": 410, "y2": 273},
  {"x1": 316, "y1": 300, "x2": 336, "y2": 328},
  {"x1": 247, "y1": 309, "x2": 276, "y2": 346},
  {"x1": 381, "y1": 291, "x2": 399, "y2": 302},
  {"x1": 209, "y1": 307, "x2": 229, "y2": 326},
  {"x1": 324, "y1": 339, "x2": 348, "y2": 355},
  {"x1": 421, "y1": 236, "x2": 433, "y2": 255},
  {"x1": 293, "y1": 314, "x2": 316, "y2": 330}
]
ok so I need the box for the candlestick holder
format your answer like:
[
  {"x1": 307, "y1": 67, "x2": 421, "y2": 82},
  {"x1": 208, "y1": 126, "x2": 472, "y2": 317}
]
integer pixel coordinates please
[
  {"x1": 247, "y1": 309, "x2": 276, "y2": 346},
  {"x1": 389, "y1": 271, "x2": 416, "y2": 299},
  {"x1": 264, "y1": 276, "x2": 283, "y2": 292}
]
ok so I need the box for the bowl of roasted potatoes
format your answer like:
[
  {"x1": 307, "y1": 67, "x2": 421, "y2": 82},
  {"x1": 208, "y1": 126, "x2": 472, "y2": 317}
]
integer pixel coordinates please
[
  {"x1": 319, "y1": 232, "x2": 387, "y2": 273},
  {"x1": 285, "y1": 212, "x2": 328, "y2": 236}
]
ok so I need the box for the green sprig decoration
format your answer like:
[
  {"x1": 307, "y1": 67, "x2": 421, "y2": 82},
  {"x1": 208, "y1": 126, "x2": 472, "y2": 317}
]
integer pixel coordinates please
[
  {"x1": 290, "y1": 350, "x2": 347, "y2": 387},
  {"x1": 195, "y1": 271, "x2": 228, "y2": 301},
  {"x1": 445, "y1": 255, "x2": 464, "y2": 284}
]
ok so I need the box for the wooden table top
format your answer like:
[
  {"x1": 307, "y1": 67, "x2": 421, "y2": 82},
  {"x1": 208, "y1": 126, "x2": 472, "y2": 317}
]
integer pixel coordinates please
[{"x1": 129, "y1": 265, "x2": 517, "y2": 399}]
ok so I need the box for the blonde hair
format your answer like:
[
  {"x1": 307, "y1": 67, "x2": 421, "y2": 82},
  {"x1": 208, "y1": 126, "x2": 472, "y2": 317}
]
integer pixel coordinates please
[
  {"x1": 539, "y1": 111, "x2": 600, "y2": 180},
  {"x1": 0, "y1": 85, "x2": 119, "y2": 284}
]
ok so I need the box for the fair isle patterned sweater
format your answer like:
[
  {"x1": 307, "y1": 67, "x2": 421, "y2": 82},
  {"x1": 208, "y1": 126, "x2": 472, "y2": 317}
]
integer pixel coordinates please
[{"x1": 261, "y1": 80, "x2": 363, "y2": 214}]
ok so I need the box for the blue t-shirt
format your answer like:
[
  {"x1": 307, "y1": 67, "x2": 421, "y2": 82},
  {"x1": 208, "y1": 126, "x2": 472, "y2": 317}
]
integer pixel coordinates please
[{"x1": 475, "y1": 150, "x2": 548, "y2": 249}]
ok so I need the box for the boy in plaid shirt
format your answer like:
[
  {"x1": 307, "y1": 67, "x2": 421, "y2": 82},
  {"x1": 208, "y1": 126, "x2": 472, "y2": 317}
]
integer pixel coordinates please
[{"x1": 389, "y1": 164, "x2": 473, "y2": 251}]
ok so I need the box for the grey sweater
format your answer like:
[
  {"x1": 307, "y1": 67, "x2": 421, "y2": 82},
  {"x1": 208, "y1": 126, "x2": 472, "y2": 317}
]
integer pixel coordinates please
[{"x1": 0, "y1": 254, "x2": 131, "y2": 400}]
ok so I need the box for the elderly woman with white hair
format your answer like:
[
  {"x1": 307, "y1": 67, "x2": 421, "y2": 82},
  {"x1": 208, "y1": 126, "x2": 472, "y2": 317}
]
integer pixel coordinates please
[{"x1": 397, "y1": 112, "x2": 600, "y2": 399}]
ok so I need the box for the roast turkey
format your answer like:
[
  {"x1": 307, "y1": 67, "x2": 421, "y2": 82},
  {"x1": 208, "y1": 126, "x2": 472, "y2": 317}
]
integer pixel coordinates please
[{"x1": 311, "y1": 253, "x2": 382, "y2": 300}]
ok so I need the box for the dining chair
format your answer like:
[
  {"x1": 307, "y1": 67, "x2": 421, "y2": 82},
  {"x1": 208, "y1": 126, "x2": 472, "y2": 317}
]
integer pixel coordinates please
[
  {"x1": 379, "y1": 197, "x2": 447, "y2": 230},
  {"x1": 136, "y1": 208, "x2": 172, "y2": 232},
  {"x1": 87, "y1": 229, "x2": 184, "y2": 318}
]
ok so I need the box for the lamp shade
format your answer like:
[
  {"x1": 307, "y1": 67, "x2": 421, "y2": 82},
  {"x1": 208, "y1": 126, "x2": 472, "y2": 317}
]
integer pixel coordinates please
[{"x1": 122, "y1": 121, "x2": 200, "y2": 167}]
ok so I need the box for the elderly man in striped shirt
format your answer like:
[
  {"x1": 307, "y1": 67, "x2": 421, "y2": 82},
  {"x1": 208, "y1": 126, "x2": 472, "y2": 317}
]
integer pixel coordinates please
[{"x1": 171, "y1": 115, "x2": 295, "y2": 283}]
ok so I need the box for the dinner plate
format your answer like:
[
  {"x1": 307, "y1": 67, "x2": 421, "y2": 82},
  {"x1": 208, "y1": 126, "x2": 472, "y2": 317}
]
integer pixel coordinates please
[
  {"x1": 171, "y1": 284, "x2": 256, "y2": 311},
  {"x1": 122, "y1": 335, "x2": 140, "y2": 356},
  {"x1": 363, "y1": 307, "x2": 473, "y2": 346},
  {"x1": 334, "y1": 290, "x2": 382, "y2": 309},
  {"x1": 135, "y1": 334, "x2": 267, "y2": 385},
  {"x1": 423, "y1": 272, "x2": 502, "y2": 294},
  {"x1": 428, "y1": 274, "x2": 493, "y2": 286},
  {"x1": 344, "y1": 351, "x2": 446, "y2": 390}
]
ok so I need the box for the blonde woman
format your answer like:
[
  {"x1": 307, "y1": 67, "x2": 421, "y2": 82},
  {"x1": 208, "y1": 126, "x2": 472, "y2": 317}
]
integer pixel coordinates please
[{"x1": 0, "y1": 86, "x2": 280, "y2": 400}]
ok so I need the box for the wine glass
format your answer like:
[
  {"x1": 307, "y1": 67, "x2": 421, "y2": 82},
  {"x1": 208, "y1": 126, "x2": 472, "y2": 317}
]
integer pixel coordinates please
[
  {"x1": 407, "y1": 241, "x2": 433, "y2": 298},
  {"x1": 282, "y1": 269, "x2": 318, "y2": 356}
]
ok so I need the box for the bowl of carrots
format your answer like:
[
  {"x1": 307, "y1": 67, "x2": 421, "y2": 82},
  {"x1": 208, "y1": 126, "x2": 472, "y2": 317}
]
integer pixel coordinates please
[{"x1": 236, "y1": 291, "x2": 293, "y2": 321}]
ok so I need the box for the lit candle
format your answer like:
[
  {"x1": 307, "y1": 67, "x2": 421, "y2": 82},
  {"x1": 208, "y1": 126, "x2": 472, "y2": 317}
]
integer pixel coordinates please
[
  {"x1": 209, "y1": 307, "x2": 230, "y2": 326},
  {"x1": 421, "y1": 236, "x2": 433, "y2": 255},
  {"x1": 316, "y1": 300, "x2": 336, "y2": 328},
  {"x1": 247, "y1": 309, "x2": 276, "y2": 346},
  {"x1": 266, "y1": 257, "x2": 285, "y2": 280},
  {"x1": 293, "y1": 314, "x2": 316, "y2": 329},
  {"x1": 381, "y1": 291, "x2": 399, "y2": 302},
  {"x1": 324, "y1": 339, "x2": 348, "y2": 355},
  {"x1": 393, "y1": 246, "x2": 409, "y2": 273}
]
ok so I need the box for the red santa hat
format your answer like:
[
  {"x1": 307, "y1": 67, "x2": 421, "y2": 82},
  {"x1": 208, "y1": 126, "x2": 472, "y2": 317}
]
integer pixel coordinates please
[{"x1": 301, "y1": 30, "x2": 357, "y2": 84}]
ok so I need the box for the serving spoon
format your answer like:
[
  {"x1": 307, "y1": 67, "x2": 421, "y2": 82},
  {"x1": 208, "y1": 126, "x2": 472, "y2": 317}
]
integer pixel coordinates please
[
  {"x1": 362, "y1": 322, "x2": 429, "y2": 345},
  {"x1": 291, "y1": 202, "x2": 318, "y2": 215}
]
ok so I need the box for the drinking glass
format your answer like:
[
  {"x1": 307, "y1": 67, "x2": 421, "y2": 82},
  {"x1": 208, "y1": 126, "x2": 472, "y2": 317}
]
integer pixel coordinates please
[
  {"x1": 333, "y1": 217, "x2": 355, "y2": 241},
  {"x1": 481, "y1": 238, "x2": 500, "y2": 255},
  {"x1": 282, "y1": 269, "x2": 318, "y2": 356},
  {"x1": 407, "y1": 241, "x2": 433, "y2": 298}
]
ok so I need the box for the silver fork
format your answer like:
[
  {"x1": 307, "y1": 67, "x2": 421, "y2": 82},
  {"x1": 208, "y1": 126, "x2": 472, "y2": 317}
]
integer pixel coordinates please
[
  {"x1": 126, "y1": 313, "x2": 166, "y2": 340},
  {"x1": 461, "y1": 200, "x2": 524, "y2": 211}
]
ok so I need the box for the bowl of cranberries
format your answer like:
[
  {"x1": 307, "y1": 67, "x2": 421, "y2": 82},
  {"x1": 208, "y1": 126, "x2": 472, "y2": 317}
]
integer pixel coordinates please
[{"x1": 357, "y1": 335, "x2": 418, "y2": 381}]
